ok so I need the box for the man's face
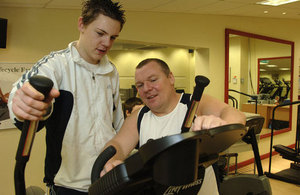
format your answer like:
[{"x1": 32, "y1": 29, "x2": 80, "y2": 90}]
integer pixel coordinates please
[
  {"x1": 77, "y1": 14, "x2": 121, "y2": 64},
  {"x1": 135, "y1": 61, "x2": 175, "y2": 115}
]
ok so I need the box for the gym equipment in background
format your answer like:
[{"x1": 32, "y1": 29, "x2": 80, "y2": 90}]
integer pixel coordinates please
[
  {"x1": 14, "y1": 75, "x2": 53, "y2": 195},
  {"x1": 219, "y1": 115, "x2": 272, "y2": 195},
  {"x1": 228, "y1": 95, "x2": 238, "y2": 109},
  {"x1": 259, "y1": 77, "x2": 275, "y2": 95},
  {"x1": 89, "y1": 124, "x2": 247, "y2": 195},
  {"x1": 228, "y1": 89, "x2": 258, "y2": 114},
  {"x1": 281, "y1": 78, "x2": 290, "y2": 101},
  {"x1": 259, "y1": 77, "x2": 290, "y2": 104},
  {"x1": 270, "y1": 79, "x2": 283, "y2": 100},
  {"x1": 265, "y1": 101, "x2": 300, "y2": 185}
]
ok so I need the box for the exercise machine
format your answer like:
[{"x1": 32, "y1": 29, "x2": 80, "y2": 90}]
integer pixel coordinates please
[
  {"x1": 89, "y1": 124, "x2": 247, "y2": 195},
  {"x1": 14, "y1": 74, "x2": 211, "y2": 195},
  {"x1": 270, "y1": 79, "x2": 283, "y2": 100},
  {"x1": 222, "y1": 89, "x2": 272, "y2": 195},
  {"x1": 259, "y1": 77, "x2": 290, "y2": 104},
  {"x1": 259, "y1": 77, "x2": 274, "y2": 95},
  {"x1": 265, "y1": 101, "x2": 300, "y2": 185},
  {"x1": 281, "y1": 78, "x2": 290, "y2": 101},
  {"x1": 228, "y1": 89, "x2": 258, "y2": 113},
  {"x1": 14, "y1": 75, "x2": 53, "y2": 195},
  {"x1": 219, "y1": 115, "x2": 272, "y2": 195}
]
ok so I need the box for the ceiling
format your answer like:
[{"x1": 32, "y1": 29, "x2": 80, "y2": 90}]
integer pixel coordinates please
[
  {"x1": 1, "y1": 0, "x2": 299, "y2": 51},
  {"x1": 260, "y1": 57, "x2": 291, "y2": 72},
  {"x1": 1, "y1": 0, "x2": 300, "y2": 20}
]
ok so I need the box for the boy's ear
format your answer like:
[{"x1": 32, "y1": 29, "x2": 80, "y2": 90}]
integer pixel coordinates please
[{"x1": 78, "y1": 17, "x2": 85, "y2": 32}]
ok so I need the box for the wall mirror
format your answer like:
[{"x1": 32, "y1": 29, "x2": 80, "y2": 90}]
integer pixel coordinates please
[{"x1": 225, "y1": 29, "x2": 294, "y2": 135}]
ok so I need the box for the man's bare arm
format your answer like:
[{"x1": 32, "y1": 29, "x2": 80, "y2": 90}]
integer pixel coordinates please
[
  {"x1": 193, "y1": 94, "x2": 246, "y2": 130},
  {"x1": 100, "y1": 109, "x2": 140, "y2": 176}
]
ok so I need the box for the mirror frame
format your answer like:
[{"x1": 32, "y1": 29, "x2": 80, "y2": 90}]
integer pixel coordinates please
[{"x1": 225, "y1": 28, "x2": 295, "y2": 136}]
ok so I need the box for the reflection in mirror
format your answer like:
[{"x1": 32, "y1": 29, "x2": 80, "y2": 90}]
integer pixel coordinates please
[
  {"x1": 259, "y1": 57, "x2": 291, "y2": 103},
  {"x1": 225, "y1": 29, "x2": 294, "y2": 134}
]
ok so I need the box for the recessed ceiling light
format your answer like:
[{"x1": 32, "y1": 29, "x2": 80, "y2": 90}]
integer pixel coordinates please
[
  {"x1": 266, "y1": 64, "x2": 278, "y2": 67},
  {"x1": 279, "y1": 68, "x2": 290, "y2": 70},
  {"x1": 282, "y1": 12, "x2": 287, "y2": 14},
  {"x1": 260, "y1": 69, "x2": 267, "y2": 71},
  {"x1": 257, "y1": 0, "x2": 300, "y2": 6},
  {"x1": 264, "y1": 10, "x2": 269, "y2": 13}
]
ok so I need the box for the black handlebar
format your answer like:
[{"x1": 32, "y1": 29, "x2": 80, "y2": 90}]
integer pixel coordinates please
[
  {"x1": 91, "y1": 146, "x2": 117, "y2": 184},
  {"x1": 193, "y1": 75, "x2": 210, "y2": 101},
  {"x1": 14, "y1": 75, "x2": 53, "y2": 195},
  {"x1": 181, "y1": 75, "x2": 210, "y2": 132}
]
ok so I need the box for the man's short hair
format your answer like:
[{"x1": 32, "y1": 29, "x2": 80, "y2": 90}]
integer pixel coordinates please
[
  {"x1": 136, "y1": 58, "x2": 170, "y2": 76},
  {"x1": 81, "y1": 0, "x2": 126, "y2": 30}
]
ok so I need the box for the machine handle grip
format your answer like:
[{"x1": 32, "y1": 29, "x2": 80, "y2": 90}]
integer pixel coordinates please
[
  {"x1": 29, "y1": 75, "x2": 54, "y2": 97},
  {"x1": 192, "y1": 75, "x2": 210, "y2": 101},
  {"x1": 15, "y1": 75, "x2": 53, "y2": 195},
  {"x1": 91, "y1": 146, "x2": 117, "y2": 184},
  {"x1": 15, "y1": 75, "x2": 54, "y2": 160},
  {"x1": 181, "y1": 75, "x2": 210, "y2": 132}
]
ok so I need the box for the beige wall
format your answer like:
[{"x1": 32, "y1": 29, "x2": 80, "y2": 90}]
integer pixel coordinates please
[{"x1": 1, "y1": 7, "x2": 300, "y2": 194}]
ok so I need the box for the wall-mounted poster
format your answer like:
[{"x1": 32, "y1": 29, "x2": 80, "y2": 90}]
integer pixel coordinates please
[{"x1": 0, "y1": 63, "x2": 33, "y2": 129}]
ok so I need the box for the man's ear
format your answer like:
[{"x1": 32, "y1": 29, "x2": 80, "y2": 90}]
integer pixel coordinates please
[
  {"x1": 78, "y1": 17, "x2": 85, "y2": 32},
  {"x1": 168, "y1": 72, "x2": 175, "y2": 85}
]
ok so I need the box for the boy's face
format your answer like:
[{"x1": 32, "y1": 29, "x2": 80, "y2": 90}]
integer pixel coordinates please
[{"x1": 77, "y1": 14, "x2": 121, "y2": 64}]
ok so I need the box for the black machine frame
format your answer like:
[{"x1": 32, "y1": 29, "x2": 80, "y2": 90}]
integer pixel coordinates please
[
  {"x1": 265, "y1": 101, "x2": 300, "y2": 185},
  {"x1": 89, "y1": 124, "x2": 247, "y2": 195},
  {"x1": 219, "y1": 116, "x2": 272, "y2": 195},
  {"x1": 221, "y1": 89, "x2": 272, "y2": 195}
]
